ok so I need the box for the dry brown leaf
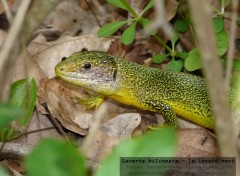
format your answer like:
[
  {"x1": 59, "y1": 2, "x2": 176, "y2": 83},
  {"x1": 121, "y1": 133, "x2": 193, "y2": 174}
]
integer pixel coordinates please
[
  {"x1": 13, "y1": 49, "x2": 47, "y2": 84},
  {"x1": 100, "y1": 113, "x2": 141, "y2": 139},
  {"x1": 1, "y1": 159, "x2": 24, "y2": 174},
  {"x1": 86, "y1": 113, "x2": 141, "y2": 167},
  {"x1": 38, "y1": 78, "x2": 93, "y2": 135},
  {"x1": 24, "y1": 112, "x2": 61, "y2": 143},
  {"x1": 28, "y1": 35, "x2": 113, "y2": 78},
  {"x1": 12, "y1": 111, "x2": 60, "y2": 146},
  {"x1": 179, "y1": 30, "x2": 196, "y2": 51},
  {"x1": 166, "y1": 0, "x2": 179, "y2": 21},
  {"x1": 85, "y1": 130, "x2": 119, "y2": 168},
  {"x1": 13, "y1": 34, "x2": 112, "y2": 84},
  {"x1": 176, "y1": 128, "x2": 217, "y2": 157},
  {"x1": 177, "y1": 118, "x2": 204, "y2": 129},
  {"x1": 40, "y1": 0, "x2": 98, "y2": 37}
]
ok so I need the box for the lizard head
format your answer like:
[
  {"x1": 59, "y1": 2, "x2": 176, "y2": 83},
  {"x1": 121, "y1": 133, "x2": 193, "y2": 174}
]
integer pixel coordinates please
[{"x1": 55, "y1": 50, "x2": 118, "y2": 95}]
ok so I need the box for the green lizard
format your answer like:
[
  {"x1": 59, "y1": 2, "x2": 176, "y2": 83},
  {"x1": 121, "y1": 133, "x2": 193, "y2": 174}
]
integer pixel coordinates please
[{"x1": 55, "y1": 51, "x2": 218, "y2": 129}]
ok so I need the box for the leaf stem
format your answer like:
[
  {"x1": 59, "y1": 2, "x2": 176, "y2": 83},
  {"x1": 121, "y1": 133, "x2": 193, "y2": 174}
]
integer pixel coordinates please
[
  {"x1": 120, "y1": 0, "x2": 140, "y2": 19},
  {"x1": 120, "y1": 0, "x2": 173, "y2": 53},
  {"x1": 152, "y1": 35, "x2": 172, "y2": 53}
]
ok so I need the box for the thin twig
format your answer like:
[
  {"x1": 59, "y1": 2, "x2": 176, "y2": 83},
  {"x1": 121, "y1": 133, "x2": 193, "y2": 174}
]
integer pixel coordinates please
[
  {"x1": 0, "y1": 127, "x2": 55, "y2": 159},
  {"x1": 0, "y1": 0, "x2": 31, "y2": 101},
  {"x1": 81, "y1": 102, "x2": 108, "y2": 153},
  {"x1": 225, "y1": 0, "x2": 239, "y2": 88},
  {"x1": 144, "y1": 0, "x2": 173, "y2": 37},
  {"x1": 83, "y1": 0, "x2": 101, "y2": 26},
  {"x1": 0, "y1": 0, "x2": 12, "y2": 23},
  {"x1": 8, "y1": 127, "x2": 55, "y2": 142},
  {"x1": 188, "y1": 1, "x2": 239, "y2": 172},
  {"x1": 41, "y1": 102, "x2": 70, "y2": 142},
  {"x1": 143, "y1": 0, "x2": 173, "y2": 53}
]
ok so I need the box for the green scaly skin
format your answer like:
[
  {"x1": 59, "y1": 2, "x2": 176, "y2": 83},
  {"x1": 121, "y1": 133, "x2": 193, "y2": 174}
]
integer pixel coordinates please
[{"x1": 55, "y1": 51, "x2": 215, "y2": 129}]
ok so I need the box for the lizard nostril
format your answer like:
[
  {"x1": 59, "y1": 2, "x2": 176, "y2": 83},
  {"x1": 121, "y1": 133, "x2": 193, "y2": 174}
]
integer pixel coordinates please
[{"x1": 60, "y1": 67, "x2": 64, "y2": 71}]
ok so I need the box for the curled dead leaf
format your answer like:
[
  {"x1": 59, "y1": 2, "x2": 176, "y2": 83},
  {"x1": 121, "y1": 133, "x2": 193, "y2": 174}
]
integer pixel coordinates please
[
  {"x1": 28, "y1": 35, "x2": 113, "y2": 79},
  {"x1": 85, "y1": 113, "x2": 141, "y2": 167},
  {"x1": 100, "y1": 113, "x2": 141, "y2": 139},
  {"x1": 166, "y1": 0, "x2": 179, "y2": 21},
  {"x1": 38, "y1": 78, "x2": 94, "y2": 135},
  {"x1": 177, "y1": 128, "x2": 217, "y2": 157}
]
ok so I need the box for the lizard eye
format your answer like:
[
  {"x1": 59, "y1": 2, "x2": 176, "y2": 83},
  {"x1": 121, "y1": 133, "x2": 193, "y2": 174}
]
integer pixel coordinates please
[{"x1": 83, "y1": 63, "x2": 91, "y2": 69}]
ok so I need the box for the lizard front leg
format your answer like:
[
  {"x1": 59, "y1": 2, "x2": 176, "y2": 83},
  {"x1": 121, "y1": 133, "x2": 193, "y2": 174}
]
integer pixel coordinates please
[
  {"x1": 73, "y1": 94, "x2": 105, "y2": 110},
  {"x1": 143, "y1": 99, "x2": 177, "y2": 128}
]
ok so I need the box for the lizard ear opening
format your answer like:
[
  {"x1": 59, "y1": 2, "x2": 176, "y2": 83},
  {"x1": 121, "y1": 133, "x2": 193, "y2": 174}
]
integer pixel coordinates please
[{"x1": 113, "y1": 69, "x2": 117, "y2": 80}]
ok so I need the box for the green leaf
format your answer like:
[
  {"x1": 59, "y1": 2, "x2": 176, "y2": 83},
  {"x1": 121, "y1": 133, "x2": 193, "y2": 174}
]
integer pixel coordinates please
[
  {"x1": 142, "y1": 18, "x2": 150, "y2": 27},
  {"x1": 232, "y1": 58, "x2": 240, "y2": 71},
  {"x1": 152, "y1": 54, "x2": 169, "y2": 64},
  {"x1": 0, "y1": 167, "x2": 8, "y2": 176},
  {"x1": 97, "y1": 20, "x2": 128, "y2": 37},
  {"x1": 221, "y1": 56, "x2": 240, "y2": 71},
  {"x1": 213, "y1": 17, "x2": 224, "y2": 33},
  {"x1": 106, "y1": 0, "x2": 128, "y2": 10},
  {"x1": 0, "y1": 104, "x2": 22, "y2": 141},
  {"x1": 170, "y1": 30, "x2": 180, "y2": 48},
  {"x1": 167, "y1": 59, "x2": 183, "y2": 72},
  {"x1": 9, "y1": 78, "x2": 37, "y2": 125},
  {"x1": 26, "y1": 139, "x2": 86, "y2": 176},
  {"x1": 185, "y1": 48, "x2": 202, "y2": 71},
  {"x1": 216, "y1": 29, "x2": 228, "y2": 56},
  {"x1": 95, "y1": 128, "x2": 177, "y2": 176},
  {"x1": 141, "y1": 0, "x2": 154, "y2": 15},
  {"x1": 107, "y1": 0, "x2": 138, "y2": 17},
  {"x1": 0, "y1": 127, "x2": 17, "y2": 141},
  {"x1": 176, "y1": 19, "x2": 190, "y2": 33},
  {"x1": 176, "y1": 51, "x2": 188, "y2": 60},
  {"x1": 121, "y1": 22, "x2": 137, "y2": 45},
  {"x1": 0, "y1": 104, "x2": 23, "y2": 130}
]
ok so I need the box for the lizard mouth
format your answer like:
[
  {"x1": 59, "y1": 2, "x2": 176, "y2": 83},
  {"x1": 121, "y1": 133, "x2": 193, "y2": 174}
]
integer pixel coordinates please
[
  {"x1": 57, "y1": 72, "x2": 113, "y2": 83},
  {"x1": 55, "y1": 66, "x2": 89, "y2": 80},
  {"x1": 55, "y1": 65, "x2": 114, "y2": 83},
  {"x1": 58, "y1": 73, "x2": 87, "y2": 80}
]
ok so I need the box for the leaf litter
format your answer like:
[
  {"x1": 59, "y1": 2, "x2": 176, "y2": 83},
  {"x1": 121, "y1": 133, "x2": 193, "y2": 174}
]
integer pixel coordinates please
[{"x1": 1, "y1": 0, "x2": 227, "y2": 170}]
